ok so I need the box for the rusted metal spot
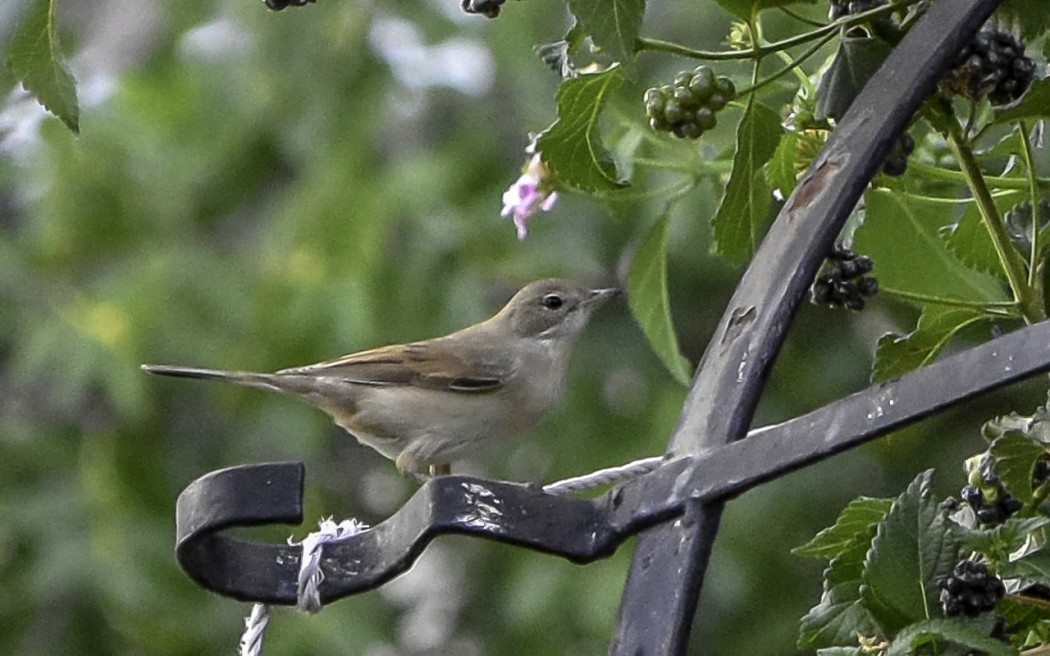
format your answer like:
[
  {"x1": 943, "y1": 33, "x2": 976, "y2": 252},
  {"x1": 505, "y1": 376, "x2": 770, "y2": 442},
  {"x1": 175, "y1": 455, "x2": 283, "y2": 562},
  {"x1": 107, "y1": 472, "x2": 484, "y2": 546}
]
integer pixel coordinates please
[
  {"x1": 787, "y1": 158, "x2": 842, "y2": 213},
  {"x1": 719, "y1": 305, "x2": 757, "y2": 347}
]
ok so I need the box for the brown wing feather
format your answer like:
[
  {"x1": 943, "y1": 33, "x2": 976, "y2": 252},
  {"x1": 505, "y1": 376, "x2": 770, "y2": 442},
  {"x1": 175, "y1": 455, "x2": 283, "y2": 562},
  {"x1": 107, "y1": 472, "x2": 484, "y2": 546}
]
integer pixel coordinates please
[{"x1": 276, "y1": 340, "x2": 514, "y2": 392}]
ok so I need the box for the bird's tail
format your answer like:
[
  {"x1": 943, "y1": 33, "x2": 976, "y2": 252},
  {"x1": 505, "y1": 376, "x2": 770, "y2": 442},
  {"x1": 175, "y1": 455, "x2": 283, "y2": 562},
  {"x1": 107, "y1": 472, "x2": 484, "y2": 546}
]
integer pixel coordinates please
[{"x1": 140, "y1": 364, "x2": 288, "y2": 393}]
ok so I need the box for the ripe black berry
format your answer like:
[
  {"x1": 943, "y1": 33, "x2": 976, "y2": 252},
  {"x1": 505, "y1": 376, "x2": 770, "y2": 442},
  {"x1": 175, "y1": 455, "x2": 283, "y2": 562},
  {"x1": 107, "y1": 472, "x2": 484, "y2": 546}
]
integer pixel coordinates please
[
  {"x1": 940, "y1": 561, "x2": 1005, "y2": 617},
  {"x1": 265, "y1": 0, "x2": 314, "y2": 10},
  {"x1": 881, "y1": 133, "x2": 915, "y2": 177},
  {"x1": 644, "y1": 66, "x2": 736, "y2": 140},
  {"x1": 942, "y1": 27, "x2": 1036, "y2": 106}
]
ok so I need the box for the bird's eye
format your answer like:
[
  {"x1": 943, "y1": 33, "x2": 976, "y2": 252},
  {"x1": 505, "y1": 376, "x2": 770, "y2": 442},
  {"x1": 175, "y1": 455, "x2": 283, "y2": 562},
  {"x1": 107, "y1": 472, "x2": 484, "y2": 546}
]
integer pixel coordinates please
[{"x1": 542, "y1": 294, "x2": 564, "y2": 310}]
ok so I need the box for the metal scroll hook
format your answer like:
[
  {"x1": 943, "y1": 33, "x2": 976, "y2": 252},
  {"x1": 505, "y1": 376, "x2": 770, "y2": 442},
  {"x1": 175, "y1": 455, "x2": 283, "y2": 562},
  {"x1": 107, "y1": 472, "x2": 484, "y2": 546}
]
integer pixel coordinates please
[
  {"x1": 176, "y1": 462, "x2": 307, "y2": 604},
  {"x1": 175, "y1": 462, "x2": 628, "y2": 606}
]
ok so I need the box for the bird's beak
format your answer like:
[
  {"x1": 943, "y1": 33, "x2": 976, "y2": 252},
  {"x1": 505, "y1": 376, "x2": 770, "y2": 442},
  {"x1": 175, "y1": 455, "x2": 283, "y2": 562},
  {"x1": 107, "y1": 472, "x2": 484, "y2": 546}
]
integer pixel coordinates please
[{"x1": 585, "y1": 287, "x2": 620, "y2": 308}]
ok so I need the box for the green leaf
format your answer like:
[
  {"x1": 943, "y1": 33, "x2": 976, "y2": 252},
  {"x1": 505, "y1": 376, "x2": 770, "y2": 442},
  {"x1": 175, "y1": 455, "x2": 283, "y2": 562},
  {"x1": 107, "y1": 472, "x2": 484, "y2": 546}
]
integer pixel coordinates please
[
  {"x1": 958, "y1": 517, "x2": 1050, "y2": 564},
  {"x1": 794, "y1": 497, "x2": 894, "y2": 560},
  {"x1": 983, "y1": 412, "x2": 1036, "y2": 443},
  {"x1": 765, "y1": 130, "x2": 799, "y2": 199},
  {"x1": 565, "y1": 0, "x2": 645, "y2": 77},
  {"x1": 991, "y1": 431, "x2": 1048, "y2": 508},
  {"x1": 712, "y1": 100, "x2": 782, "y2": 264},
  {"x1": 872, "y1": 306, "x2": 991, "y2": 382},
  {"x1": 884, "y1": 618, "x2": 1014, "y2": 656},
  {"x1": 627, "y1": 215, "x2": 693, "y2": 386},
  {"x1": 799, "y1": 539, "x2": 881, "y2": 649},
  {"x1": 6, "y1": 0, "x2": 79, "y2": 133},
  {"x1": 941, "y1": 204, "x2": 1008, "y2": 280},
  {"x1": 798, "y1": 501, "x2": 886, "y2": 649},
  {"x1": 715, "y1": 0, "x2": 813, "y2": 20},
  {"x1": 862, "y1": 471, "x2": 961, "y2": 634},
  {"x1": 537, "y1": 66, "x2": 628, "y2": 193},
  {"x1": 854, "y1": 189, "x2": 1007, "y2": 302},
  {"x1": 995, "y1": 0, "x2": 1050, "y2": 42},
  {"x1": 999, "y1": 548, "x2": 1050, "y2": 584},
  {"x1": 994, "y1": 79, "x2": 1050, "y2": 123},
  {"x1": 816, "y1": 36, "x2": 893, "y2": 121}
]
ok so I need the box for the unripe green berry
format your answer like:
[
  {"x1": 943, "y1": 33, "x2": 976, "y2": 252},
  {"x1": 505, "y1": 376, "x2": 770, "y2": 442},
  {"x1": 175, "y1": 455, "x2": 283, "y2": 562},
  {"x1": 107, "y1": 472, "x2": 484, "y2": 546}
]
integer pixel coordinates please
[
  {"x1": 695, "y1": 107, "x2": 717, "y2": 130},
  {"x1": 689, "y1": 74, "x2": 715, "y2": 101},
  {"x1": 678, "y1": 121, "x2": 703, "y2": 139},
  {"x1": 645, "y1": 95, "x2": 667, "y2": 119},
  {"x1": 715, "y1": 77, "x2": 736, "y2": 99},
  {"x1": 708, "y1": 93, "x2": 727, "y2": 111},
  {"x1": 691, "y1": 65, "x2": 715, "y2": 86},
  {"x1": 674, "y1": 70, "x2": 692, "y2": 87},
  {"x1": 673, "y1": 86, "x2": 696, "y2": 107},
  {"x1": 649, "y1": 116, "x2": 671, "y2": 132},
  {"x1": 664, "y1": 100, "x2": 685, "y2": 124},
  {"x1": 643, "y1": 88, "x2": 662, "y2": 104}
]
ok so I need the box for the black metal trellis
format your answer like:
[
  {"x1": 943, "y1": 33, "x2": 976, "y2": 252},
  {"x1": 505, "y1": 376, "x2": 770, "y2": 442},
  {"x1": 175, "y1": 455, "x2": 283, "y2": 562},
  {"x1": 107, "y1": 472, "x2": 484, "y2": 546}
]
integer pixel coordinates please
[{"x1": 175, "y1": 0, "x2": 1022, "y2": 652}]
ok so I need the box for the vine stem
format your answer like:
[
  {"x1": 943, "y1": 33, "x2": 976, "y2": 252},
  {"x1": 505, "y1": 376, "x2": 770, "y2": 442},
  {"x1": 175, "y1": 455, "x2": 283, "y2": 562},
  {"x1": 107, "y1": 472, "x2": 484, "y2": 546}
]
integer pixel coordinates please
[
  {"x1": 635, "y1": 0, "x2": 916, "y2": 61},
  {"x1": 1019, "y1": 122, "x2": 1043, "y2": 293},
  {"x1": 907, "y1": 160, "x2": 1050, "y2": 192},
  {"x1": 886, "y1": 188, "x2": 1022, "y2": 205},
  {"x1": 737, "y1": 31, "x2": 836, "y2": 97},
  {"x1": 880, "y1": 286, "x2": 1021, "y2": 317},
  {"x1": 938, "y1": 102, "x2": 1044, "y2": 323}
]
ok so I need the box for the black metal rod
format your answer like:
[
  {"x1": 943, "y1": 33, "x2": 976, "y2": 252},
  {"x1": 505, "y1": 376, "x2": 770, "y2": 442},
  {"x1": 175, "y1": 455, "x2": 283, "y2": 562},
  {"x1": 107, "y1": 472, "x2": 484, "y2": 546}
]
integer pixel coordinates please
[
  {"x1": 610, "y1": 1, "x2": 1004, "y2": 653},
  {"x1": 610, "y1": 318, "x2": 1050, "y2": 537}
]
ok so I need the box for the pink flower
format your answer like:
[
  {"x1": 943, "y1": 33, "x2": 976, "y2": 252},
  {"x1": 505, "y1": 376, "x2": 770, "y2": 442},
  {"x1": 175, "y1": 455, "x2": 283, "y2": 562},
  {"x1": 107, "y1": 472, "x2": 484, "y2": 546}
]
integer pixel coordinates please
[{"x1": 501, "y1": 153, "x2": 558, "y2": 239}]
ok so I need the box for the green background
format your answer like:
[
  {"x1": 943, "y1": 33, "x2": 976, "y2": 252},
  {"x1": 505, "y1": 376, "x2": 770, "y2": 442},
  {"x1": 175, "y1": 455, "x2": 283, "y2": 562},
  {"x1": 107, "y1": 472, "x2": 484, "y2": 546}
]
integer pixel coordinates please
[{"x1": 0, "y1": 0, "x2": 1043, "y2": 653}]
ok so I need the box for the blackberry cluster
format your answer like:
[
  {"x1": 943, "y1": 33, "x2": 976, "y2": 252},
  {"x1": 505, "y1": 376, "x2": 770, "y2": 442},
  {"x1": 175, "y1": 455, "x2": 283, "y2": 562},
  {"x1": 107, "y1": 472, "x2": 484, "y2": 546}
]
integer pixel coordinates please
[
  {"x1": 942, "y1": 28, "x2": 1036, "y2": 106},
  {"x1": 644, "y1": 66, "x2": 736, "y2": 139},
  {"x1": 940, "y1": 561, "x2": 1005, "y2": 617},
  {"x1": 881, "y1": 133, "x2": 915, "y2": 177},
  {"x1": 810, "y1": 248, "x2": 877, "y2": 310}
]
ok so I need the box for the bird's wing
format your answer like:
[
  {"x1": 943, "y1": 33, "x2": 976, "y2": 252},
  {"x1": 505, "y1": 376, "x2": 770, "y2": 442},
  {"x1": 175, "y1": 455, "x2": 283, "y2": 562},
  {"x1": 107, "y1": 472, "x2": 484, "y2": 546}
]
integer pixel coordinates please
[{"x1": 276, "y1": 340, "x2": 515, "y2": 392}]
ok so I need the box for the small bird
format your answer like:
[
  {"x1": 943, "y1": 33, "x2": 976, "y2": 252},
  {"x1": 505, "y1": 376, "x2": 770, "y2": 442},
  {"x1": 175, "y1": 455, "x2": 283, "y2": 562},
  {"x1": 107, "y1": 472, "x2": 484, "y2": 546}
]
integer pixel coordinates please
[{"x1": 142, "y1": 279, "x2": 617, "y2": 479}]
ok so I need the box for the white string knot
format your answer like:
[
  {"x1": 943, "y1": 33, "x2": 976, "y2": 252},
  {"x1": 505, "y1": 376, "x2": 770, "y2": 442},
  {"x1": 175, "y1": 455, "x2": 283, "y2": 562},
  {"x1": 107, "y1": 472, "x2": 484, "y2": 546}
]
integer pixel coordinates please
[
  {"x1": 293, "y1": 517, "x2": 368, "y2": 613},
  {"x1": 239, "y1": 517, "x2": 368, "y2": 656}
]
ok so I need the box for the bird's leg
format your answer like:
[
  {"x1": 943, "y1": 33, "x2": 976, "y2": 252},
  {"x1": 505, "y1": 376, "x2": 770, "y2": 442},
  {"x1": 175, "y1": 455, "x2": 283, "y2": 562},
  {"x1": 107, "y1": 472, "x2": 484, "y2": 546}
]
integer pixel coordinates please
[
  {"x1": 429, "y1": 463, "x2": 451, "y2": 477},
  {"x1": 396, "y1": 451, "x2": 431, "y2": 484}
]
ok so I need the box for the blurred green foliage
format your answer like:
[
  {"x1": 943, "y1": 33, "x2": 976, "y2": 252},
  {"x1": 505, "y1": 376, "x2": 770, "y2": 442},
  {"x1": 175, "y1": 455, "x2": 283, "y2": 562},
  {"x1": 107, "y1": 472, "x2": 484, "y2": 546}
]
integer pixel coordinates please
[{"x1": 1, "y1": 0, "x2": 1046, "y2": 654}]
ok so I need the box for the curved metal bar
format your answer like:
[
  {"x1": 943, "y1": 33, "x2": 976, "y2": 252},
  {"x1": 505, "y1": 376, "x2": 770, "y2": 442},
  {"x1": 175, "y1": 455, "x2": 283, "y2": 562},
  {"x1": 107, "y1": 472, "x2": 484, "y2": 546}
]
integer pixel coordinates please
[
  {"x1": 611, "y1": 0, "x2": 1006, "y2": 653},
  {"x1": 175, "y1": 462, "x2": 306, "y2": 603},
  {"x1": 176, "y1": 468, "x2": 614, "y2": 604}
]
